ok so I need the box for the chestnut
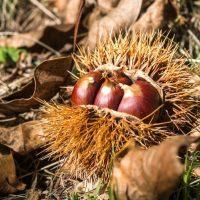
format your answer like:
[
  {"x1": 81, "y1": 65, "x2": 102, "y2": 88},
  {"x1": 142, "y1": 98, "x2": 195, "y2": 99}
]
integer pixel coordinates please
[
  {"x1": 94, "y1": 79, "x2": 124, "y2": 110},
  {"x1": 113, "y1": 70, "x2": 133, "y2": 85},
  {"x1": 118, "y1": 80, "x2": 161, "y2": 119},
  {"x1": 71, "y1": 71, "x2": 103, "y2": 105}
]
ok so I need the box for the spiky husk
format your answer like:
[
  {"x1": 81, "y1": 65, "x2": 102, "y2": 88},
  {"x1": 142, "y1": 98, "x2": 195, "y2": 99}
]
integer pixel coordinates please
[{"x1": 43, "y1": 32, "x2": 199, "y2": 181}]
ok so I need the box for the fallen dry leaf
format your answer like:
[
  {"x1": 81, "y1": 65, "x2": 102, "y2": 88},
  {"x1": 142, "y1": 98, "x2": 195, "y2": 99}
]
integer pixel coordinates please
[
  {"x1": 0, "y1": 56, "x2": 72, "y2": 115},
  {"x1": 132, "y1": 0, "x2": 177, "y2": 33},
  {"x1": 112, "y1": 136, "x2": 199, "y2": 200},
  {"x1": 55, "y1": 0, "x2": 82, "y2": 26},
  {"x1": 86, "y1": 0, "x2": 118, "y2": 29},
  {"x1": 0, "y1": 29, "x2": 44, "y2": 48},
  {"x1": 55, "y1": 0, "x2": 68, "y2": 12},
  {"x1": 0, "y1": 25, "x2": 74, "y2": 50},
  {"x1": 97, "y1": 0, "x2": 120, "y2": 13},
  {"x1": 87, "y1": 0, "x2": 143, "y2": 49},
  {"x1": 0, "y1": 120, "x2": 45, "y2": 155},
  {"x1": 0, "y1": 144, "x2": 25, "y2": 193}
]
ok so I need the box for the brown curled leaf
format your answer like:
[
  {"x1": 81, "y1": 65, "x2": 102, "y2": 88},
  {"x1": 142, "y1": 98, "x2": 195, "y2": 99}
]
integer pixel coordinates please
[
  {"x1": 87, "y1": 0, "x2": 143, "y2": 49},
  {"x1": 132, "y1": 0, "x2": 177, "y2": 33},
  {"x1": 112, "y1": 136, "x2": 200, "y2": 200},
  {"x1": 0, "y1": 121, "x2": 45, "y2": 155},
  {"x1": 0, "y1": 144, "x2": 25, "y2": 194},
  {"x1": 0, "y1": 56, "x2": 72, "y2": 115}
]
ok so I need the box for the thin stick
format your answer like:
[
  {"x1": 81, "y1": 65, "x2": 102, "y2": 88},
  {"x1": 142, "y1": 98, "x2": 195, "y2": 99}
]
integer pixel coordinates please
[
  {"x1": 30, "y1": 0, "x2": 61, "y2": 24},
  {"x1": 18, "y1": 158, "x2": 65, "y2": 179},
  {"x1": 188, "y1": 30, "x2": 200, "y2": 46},
  {"x1": 176, "y1": 58, "x2": 200, "y2": 64},
  {"x1": 73, "y1": 0, "x2": 85, "y2": 51},
  {"x1": 67, "y1": 70, "x2": 79, "y2": 80}
]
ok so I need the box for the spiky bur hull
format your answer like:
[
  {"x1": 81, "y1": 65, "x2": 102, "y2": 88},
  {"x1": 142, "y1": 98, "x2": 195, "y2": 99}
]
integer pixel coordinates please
[{"x1": 43, "y1": 32, "x2": 199, "y2": 181}]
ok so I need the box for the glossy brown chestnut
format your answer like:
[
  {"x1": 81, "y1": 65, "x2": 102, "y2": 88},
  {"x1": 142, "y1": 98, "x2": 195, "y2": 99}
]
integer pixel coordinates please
[
  {"x1": 94, "y1": 79, "x2": 124, "y2": 110},
  {"x1": 71, "y1": 72, "x2": 103, "y2": 105},
  {"x1": 114, "y1": 71, "x2": 132, "y2": 85},
  {"x1": 118, "y1": 80, "x2": 161, "y2": 119}
]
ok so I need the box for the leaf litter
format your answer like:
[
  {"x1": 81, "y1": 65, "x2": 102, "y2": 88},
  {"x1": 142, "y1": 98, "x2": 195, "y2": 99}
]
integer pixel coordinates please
[
  {"x1": 0, "y1": 56, "x2": 72, "y2": 115},
  {"x1": 0, "y1": 0, "x2": 199, "y2": 199}
]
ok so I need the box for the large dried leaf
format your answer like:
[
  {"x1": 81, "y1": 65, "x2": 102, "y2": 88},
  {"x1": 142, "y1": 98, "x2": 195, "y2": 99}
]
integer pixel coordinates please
[
  {"x1": 0, "y1": 57, "x2": 72, "y2": 115},
  {"x1": 0, "y1": 25, "x2": 73, "y2": 50},
  {"x1": 55, "y1": 0, "x2": 82, "y2": 26},
  {"x1": 132, "y1": 0, "x2": 177, "y2": 33},
  {"x1": 0, "y1": 144, "x2": 25, "y2": 194},
  {"x1": 112, "y1": 136, "x2": 199, "y2": 200},
  {"x1": 87, "y1": 0, "x2": 143, "y2": 49},
  {"x1": 0, "y1": 121, "x2": 45, "y2": 155},
  {"x1": 97, "y1": 0, "x2": 120, "y2": 13}
]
